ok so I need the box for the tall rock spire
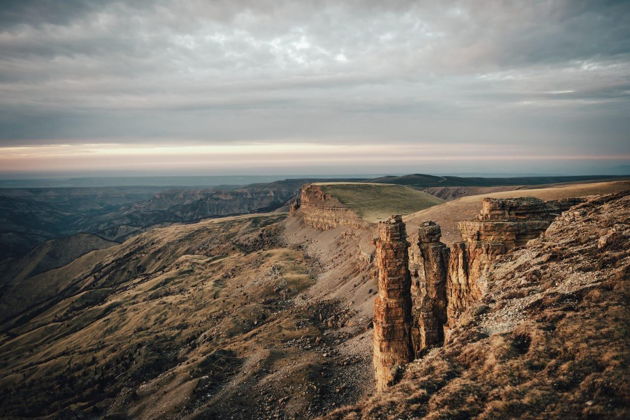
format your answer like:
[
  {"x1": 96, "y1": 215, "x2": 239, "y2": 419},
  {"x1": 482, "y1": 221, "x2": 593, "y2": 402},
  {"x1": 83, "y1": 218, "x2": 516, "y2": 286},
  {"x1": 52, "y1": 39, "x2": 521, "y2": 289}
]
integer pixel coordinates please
[
  {"x1": 373, "y1": 215, "x2": 413, "y2": 391},
  {"x1": 412, "y1": 221, "x2": 449, "y2": 354}
]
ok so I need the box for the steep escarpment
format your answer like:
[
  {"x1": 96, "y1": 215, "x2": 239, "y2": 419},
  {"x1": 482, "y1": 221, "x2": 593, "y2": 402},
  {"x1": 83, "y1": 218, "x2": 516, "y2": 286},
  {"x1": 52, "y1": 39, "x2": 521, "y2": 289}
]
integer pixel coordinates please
[
  {"x1": 447, "y1": 197, "x2": 583, "y2": 323},
  {"x1": 326, "y1": 191, "x2": 630, "y2": 419},
  {"x1": 292, "y1": 184, "x2": 367, "y2": 230},
  {"x1": 370, "y1": 196, "x2": 591, "y2": 392},
  {"x1": 404, "y1": 180, "x2": 630, "y2": 246}
]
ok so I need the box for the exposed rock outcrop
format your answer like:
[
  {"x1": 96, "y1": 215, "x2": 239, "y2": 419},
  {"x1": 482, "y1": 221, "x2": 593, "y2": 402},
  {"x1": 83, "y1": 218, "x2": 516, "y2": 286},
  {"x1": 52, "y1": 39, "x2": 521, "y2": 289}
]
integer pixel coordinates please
[
  {"x1": 446, "y1": 197, "x2": 573, "y2": 323},
  {"x1": 378, "y1": 196, "x2": 587, "y2": 375},
  {"x1": 410, "y1": 221, "x2": 449, "y2": 354},
  {"x1": 293, "y1": 184, "x2": 366, "y2": 230},
  {"x1": 326, "y1": 191, "x2": 630, "y2": 420},
  {"x1": 373, "y1": 216, "x2": 413, "y2": 391},
  {"x1": 446, "y1": 240, "x2": 505, "y2": 322}
]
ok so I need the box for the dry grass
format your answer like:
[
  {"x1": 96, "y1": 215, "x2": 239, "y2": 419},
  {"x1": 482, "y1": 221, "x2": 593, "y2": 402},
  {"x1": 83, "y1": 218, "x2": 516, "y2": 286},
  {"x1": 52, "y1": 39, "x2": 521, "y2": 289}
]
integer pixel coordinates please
[
  {"x1": 405, "y1": 180, "x2": 630, "y2": 245},
  {"x1": 319, "y1": 183, "x2": 444, "y2": 223},
  {"x1": 0, "y1": 212, "x2": 370, "y2": 419}
]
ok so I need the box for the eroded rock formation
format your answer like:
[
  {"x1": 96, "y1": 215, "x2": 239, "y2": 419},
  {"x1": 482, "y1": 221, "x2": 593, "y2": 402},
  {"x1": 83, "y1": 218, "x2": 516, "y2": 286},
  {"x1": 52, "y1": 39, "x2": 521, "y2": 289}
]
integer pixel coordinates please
[
  {"x1": 373, "y1": 215, "x2": 413, "y2": 391},
  {"x1": 410, "y1": 221, "x2": 449, "y2": 354},
  {"x1": 375, "y1": 196, "x2": 584, "y2": 388},
  {"x1": 293, "y1": 184, "x2": 366, "y2": 230},
  {"x1": 446, "y1": 197, "x2": 572, "y2": 323}
]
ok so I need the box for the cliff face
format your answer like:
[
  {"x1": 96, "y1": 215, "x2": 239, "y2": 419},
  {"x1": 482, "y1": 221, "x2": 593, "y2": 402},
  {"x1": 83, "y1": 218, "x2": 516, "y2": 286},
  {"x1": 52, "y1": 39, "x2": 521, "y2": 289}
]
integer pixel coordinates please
[
  {"x1": 293, "y1": 184, "x2": 366, "y2": 230},
  {"x1": 411, "y1": 221, "x2": 449, "y2": 354},
  {"x1": 446, "y1": 241, "x2": 505, "y2": 322},
  {"x1": 372, "y1": 216, "x2": 413, "y2": 391},
  {"x1": 446, "y1": 197, "x2": 574, "y2": 324},
  {"x1": 373, "y1": 196, "x2": 587, "y2": 390}
]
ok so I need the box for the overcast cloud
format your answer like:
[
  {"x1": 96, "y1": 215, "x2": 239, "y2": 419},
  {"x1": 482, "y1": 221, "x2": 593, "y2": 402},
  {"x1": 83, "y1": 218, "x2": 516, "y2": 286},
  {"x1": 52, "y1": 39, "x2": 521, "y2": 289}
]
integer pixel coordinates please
[{"x1": 0, "y1": 0, "x2": 629, "y2": 175}]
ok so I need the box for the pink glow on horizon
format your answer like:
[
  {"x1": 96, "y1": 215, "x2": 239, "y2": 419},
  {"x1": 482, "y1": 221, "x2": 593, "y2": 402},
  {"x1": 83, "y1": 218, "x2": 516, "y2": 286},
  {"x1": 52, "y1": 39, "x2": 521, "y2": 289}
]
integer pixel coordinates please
[{"x1": 0, "y1": 142, "x2": 627, "y2": 174}]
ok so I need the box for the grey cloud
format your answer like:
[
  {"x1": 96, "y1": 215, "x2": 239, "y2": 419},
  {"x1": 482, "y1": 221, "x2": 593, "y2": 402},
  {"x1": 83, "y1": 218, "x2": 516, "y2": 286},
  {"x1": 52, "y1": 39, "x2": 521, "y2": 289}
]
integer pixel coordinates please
[{"x1": 0, "y1": 0, "x2": 628, "y2": 163}]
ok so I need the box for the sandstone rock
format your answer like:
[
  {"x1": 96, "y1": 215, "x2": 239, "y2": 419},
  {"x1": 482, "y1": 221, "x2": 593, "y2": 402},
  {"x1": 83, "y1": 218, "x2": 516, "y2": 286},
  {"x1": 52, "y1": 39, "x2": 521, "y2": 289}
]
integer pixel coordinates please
[
  {"x1": 411, "y1": 222, "x2": 449, "y2": 354},
  {"x1": 446, "y1": 197, "x2": 569, "y2": 324},
  {"x1": 446, "y1": 240, "x2": 504, "y2": 323},
  {"x1": 478, "y1": 197, "x2": 556, "y2": 222},
  {"x1": 373, "y1": 215, "x2": 413, "y2": 391},
  {"x1": 296, "y1": 184, "x2": 366, "y2": 230},
  {"x1": 374, "y1": 196, "x2": 586, "y2": 388}
]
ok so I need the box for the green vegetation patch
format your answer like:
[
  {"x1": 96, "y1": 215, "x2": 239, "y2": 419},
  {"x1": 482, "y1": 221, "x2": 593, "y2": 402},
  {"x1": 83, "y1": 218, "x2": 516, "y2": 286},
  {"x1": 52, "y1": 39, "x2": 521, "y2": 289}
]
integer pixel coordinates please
[{"x1": 319, "y1": 183, "x2": 444, "y2": 222}]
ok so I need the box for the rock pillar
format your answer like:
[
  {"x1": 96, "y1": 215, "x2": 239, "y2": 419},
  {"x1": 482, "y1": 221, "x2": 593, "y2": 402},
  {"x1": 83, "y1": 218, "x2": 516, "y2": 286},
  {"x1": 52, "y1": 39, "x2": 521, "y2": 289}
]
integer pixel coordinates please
[
  {"x1": 373, "y1": 215, "x2": 413, "y2": 391},
  {"x1": 412, "y1": 221, "x2": 449, "y2": 354}
]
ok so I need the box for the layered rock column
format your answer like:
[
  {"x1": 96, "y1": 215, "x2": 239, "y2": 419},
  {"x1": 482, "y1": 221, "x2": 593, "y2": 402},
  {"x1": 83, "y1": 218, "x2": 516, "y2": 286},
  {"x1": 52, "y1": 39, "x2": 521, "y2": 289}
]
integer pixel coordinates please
[
  {"x1": 412, "y1": 222, "x2": 449, "y2": 354},
  {"x1": 373, "y1": 215, "x2": 413, "y2": 391}
]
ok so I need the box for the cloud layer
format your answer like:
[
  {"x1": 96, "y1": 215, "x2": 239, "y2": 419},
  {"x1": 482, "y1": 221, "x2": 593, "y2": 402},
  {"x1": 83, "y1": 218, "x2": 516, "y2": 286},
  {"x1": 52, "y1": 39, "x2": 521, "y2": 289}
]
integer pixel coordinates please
[{"x1": 0, "y1": 0, "x2": 629, "y2": 174}]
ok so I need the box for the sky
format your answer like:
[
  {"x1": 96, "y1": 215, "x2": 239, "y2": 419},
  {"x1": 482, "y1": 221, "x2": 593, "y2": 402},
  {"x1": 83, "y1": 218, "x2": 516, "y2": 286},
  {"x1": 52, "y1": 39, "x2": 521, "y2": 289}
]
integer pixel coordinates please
[{"x1": 0, "y1": 0, "x2": 629, "y2": 177}]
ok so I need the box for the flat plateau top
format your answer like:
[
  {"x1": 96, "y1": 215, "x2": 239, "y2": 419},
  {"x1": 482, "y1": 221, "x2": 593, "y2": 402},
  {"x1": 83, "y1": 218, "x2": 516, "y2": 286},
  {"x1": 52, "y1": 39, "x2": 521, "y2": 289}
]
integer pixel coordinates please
[{"x1": 317, "y1": 183, "x2": 444, "y2": 223}]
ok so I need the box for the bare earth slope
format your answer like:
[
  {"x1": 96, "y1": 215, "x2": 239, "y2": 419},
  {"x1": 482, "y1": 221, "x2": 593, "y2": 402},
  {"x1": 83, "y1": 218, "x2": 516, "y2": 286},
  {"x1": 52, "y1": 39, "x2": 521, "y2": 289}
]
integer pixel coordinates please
[
  {"x1": 326, "y1": 191, "x2": 630, "y2": 419},
  {"x1": 0, "y1": 212, "x2": 375, "y2": 419},
  {"x1": 405, "y1": 181, "x2": 630, "y2": 245},
  {"x1": 0, "y1": 233, "x2": 117, "y2": 292}
]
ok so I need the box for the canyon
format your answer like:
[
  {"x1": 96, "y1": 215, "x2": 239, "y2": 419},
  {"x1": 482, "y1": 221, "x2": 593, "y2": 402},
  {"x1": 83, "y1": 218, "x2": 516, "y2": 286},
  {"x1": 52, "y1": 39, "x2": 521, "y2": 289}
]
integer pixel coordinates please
[{"x1": 0, "y1": 179, "x2": 628, "y2": 418}]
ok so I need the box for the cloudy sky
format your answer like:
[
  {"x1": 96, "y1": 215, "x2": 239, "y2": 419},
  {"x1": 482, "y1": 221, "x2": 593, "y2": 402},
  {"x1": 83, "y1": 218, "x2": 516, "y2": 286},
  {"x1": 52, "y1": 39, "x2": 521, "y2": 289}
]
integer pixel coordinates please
[{"x1": 0, "y1": 0, "x2": 629, "y2": 176}]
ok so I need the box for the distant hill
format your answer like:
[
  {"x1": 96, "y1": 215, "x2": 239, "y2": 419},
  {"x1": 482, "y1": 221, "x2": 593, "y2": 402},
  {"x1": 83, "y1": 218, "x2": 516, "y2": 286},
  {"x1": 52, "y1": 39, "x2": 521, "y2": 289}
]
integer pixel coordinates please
[
  {"x1": 0, "y1": 233, "x2": 117, "y2": 294},
  {"x1": 372, "y1": 173, "x2": 629, "y2": 188},
  {"x1": 1, "y1": 174, "x2": 627, "y2": 262}
]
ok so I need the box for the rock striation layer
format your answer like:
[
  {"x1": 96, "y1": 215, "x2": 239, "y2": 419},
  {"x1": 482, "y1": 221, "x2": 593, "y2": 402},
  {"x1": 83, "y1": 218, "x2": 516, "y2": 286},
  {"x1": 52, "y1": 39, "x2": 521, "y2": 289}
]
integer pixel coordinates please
[
  {"x1": 373, "y1": 215, "x2": 413, "y2": 391},
  {"x1": 410, "y1": 221, "x2": 449, "y2": 354},
  {"x1": 292, "y1": 184, "x2": 366, "y2": 230},
  {"x1": 446, "y1": 197, "x2": 578, "y2": 323},
  {"x1": 375, "y1": 196, "x2": 586, "y2": 389}
]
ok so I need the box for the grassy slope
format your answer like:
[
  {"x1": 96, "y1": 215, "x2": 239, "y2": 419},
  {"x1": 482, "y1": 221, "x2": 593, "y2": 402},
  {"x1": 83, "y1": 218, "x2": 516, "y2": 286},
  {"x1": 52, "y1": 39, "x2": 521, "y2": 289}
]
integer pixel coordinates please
[
  {"x1": 404, "y1": 180, "x2": 630, "y2": 245},
  {"x1": 318, "y1": 183, "x2": 444, "y2": 223},
  {"x1": 0, "y1": 212, "x2": 371, "y2": 419}
]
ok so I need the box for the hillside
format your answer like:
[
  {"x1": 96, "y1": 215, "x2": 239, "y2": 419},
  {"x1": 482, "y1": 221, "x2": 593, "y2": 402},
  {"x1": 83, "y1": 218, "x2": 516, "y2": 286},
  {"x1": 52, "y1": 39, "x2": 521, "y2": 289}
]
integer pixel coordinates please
[
  {"x1": 0, "y1": 233, "x2": 117, "y2": 296},
  {"x1": 0, "y1": 212, "x2": 377, "y2": 419},
  {"x1": 405, "y1": 180, "x2": 630, "y2": 245},
  {"x1": 315, "y1": 183, "x2": 443, "y2": 223},
  {"x1": 326, "y1": 191, "x2": 630, "y2": 419},
  {"x1": 1, "y1": 178, "x2": 629, "y2": 418},
  {"x1": 373, "y1": 174, "x2": 628, "y2": 188}
]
